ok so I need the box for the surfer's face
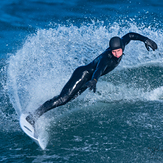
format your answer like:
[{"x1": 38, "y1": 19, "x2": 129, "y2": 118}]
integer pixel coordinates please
[{"x1": 112, "y1": 48, "x2": 123, "y2": 58}]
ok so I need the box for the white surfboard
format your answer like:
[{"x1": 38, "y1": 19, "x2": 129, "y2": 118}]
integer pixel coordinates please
[{"x1": 19, "y1": 114, "x2": 45, "y2": 150}]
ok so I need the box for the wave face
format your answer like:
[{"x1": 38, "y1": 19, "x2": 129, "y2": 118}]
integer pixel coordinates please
[{"x1": 2, "y1": 21, "x2": 163, "y2": 162}]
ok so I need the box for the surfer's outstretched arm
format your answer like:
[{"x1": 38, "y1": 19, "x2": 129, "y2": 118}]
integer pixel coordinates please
[{"x1": 122, "y1": 32, "x2": 157, "y2": 51}]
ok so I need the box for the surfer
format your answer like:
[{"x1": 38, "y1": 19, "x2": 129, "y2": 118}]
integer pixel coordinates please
[{"x1": 26, "y1": 32, "x2": 157, "y2": 126}]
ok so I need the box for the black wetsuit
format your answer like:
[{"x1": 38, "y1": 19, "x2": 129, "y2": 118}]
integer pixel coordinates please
[{"x1": 32, "y1": 32, "x2": 149, "y2": 119}]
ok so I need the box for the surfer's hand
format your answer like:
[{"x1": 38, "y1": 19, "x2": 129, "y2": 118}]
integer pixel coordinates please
[
  {"x1": 144, "y1": 38, "x2": 158, "y2": 51},
  {"x1": 85, "y1": 79, "x2": 97, "y2": 93}
]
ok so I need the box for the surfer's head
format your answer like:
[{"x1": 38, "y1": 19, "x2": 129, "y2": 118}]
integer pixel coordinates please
[{"x1": 109, "y1": 36, "x2": 124, "y2": 58}]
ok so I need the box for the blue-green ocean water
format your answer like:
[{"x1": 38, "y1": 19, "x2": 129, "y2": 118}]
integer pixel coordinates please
[{"x1": 1, "y1": 0, "x2": 163, "y2": 162}]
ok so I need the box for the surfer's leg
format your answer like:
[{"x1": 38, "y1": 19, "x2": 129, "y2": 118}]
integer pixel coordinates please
[
  {"x1": 36, "y1": 66, "x2": 91, "y2": 115},
  {"x1": 27, "y1": 66, "x2": 92, "y2": 124}
]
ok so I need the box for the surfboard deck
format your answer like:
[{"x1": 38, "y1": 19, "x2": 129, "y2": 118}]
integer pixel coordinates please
[{"x1": 19, "y1": 114, "x2": 45, "y2": 150}]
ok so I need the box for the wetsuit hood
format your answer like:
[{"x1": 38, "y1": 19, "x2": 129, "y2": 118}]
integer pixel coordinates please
[{"x1": 109, "y1": 36, "x2": 124, "y2": 51}]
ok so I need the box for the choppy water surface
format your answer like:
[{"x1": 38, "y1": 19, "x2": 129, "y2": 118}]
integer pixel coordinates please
[{"x1": 0, "y1": 0, "x2": 163, "y2": 162}]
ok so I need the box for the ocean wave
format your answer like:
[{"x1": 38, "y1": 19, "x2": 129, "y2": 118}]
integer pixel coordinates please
[{"x1": 6, "y1": 22, "x2": 162, "y2": 115}]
